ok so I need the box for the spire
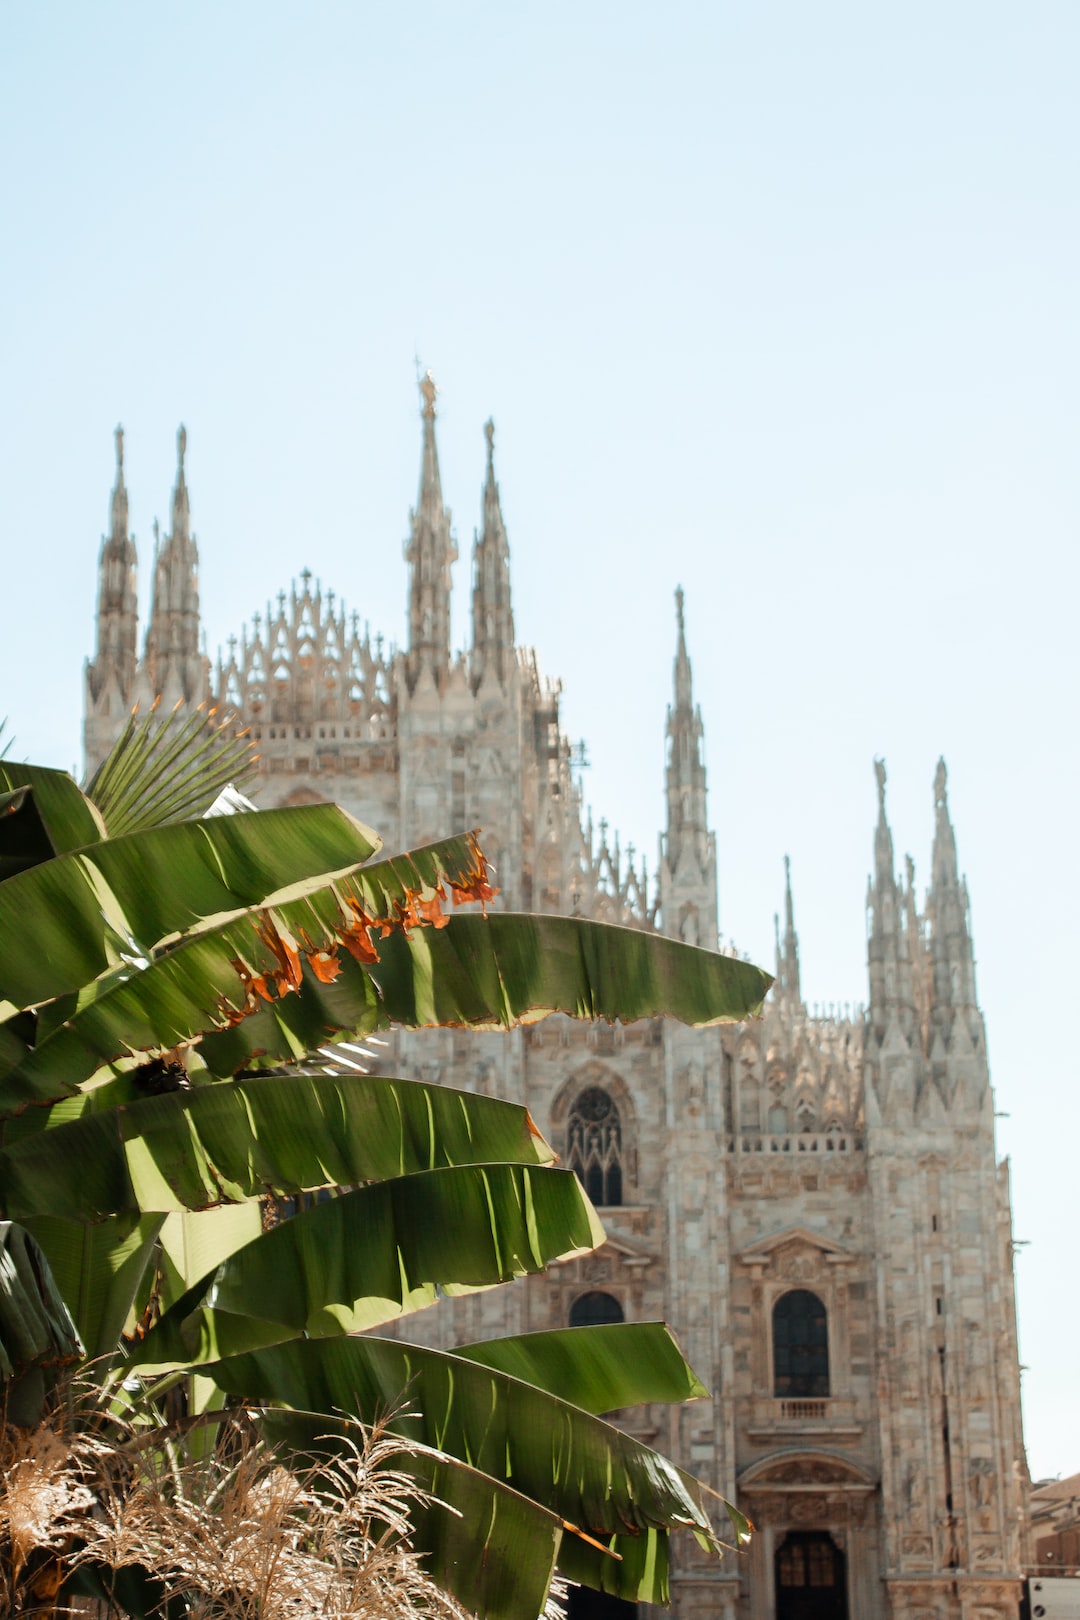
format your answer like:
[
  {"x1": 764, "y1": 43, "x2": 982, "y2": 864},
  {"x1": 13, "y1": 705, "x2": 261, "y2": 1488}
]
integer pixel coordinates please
[
  {"x1": 866, "y1": 759, "x2": 915, "y2": 1043},
  {"x1": 659, "y1": 588, "x2": 717, "y2": 947},
  {"x1": 110, "y1": 423, "x2": 129, "y2": 541},
  {"x1": 404, "y1": 371, "x2": 457, "y2": 692},
  {"x1": 87, "y1": 424, "x2": 139, "y2": 706},
  {"x1": 674, "y1": 585, "x2": 692, "y2": 711},
  {"x1": 172, "y1": 422, "x2": 190, "y2": 541},
  {"x1": 926, "y1": 758, "x2": 979, "y2": 1030},
  {"x1": 775, "y1": 855, "x2": 802, "y2": 1009},
  {"x1": 143, "y1": 424, "x2": 204, "y2": 705},
  {"x1": 470, "y1": 418, "x2": 515, "y2": 689}
]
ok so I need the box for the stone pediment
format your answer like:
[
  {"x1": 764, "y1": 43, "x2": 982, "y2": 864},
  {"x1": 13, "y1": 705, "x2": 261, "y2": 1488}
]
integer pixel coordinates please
[
  {"x1": 738, "y1": 1450, "x2": 877, "y2": 1494},
  {"x1": 548, "y1": 1233, "x2": 656, "y2": 1268},
  {"x1": 736, "y1": 1226, "x2": 855, "y2": 1269}
]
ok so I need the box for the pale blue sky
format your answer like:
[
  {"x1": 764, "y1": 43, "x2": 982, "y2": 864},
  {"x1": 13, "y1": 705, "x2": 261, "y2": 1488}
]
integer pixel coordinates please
[{"x1": 2, "y1": 3, "x2": 1077, "y2": 1477}]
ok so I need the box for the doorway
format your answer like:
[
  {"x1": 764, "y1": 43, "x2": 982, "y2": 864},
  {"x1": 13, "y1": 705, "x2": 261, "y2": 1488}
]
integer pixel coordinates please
[{"x1": 774, "y1": 1531, "x2": 847, "y2": 1620}]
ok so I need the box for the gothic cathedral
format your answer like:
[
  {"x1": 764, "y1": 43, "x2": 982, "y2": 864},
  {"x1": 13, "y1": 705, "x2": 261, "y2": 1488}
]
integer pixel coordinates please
[{"x1": 84, "y1": 387, "x2": 1031, "y2": 1620}]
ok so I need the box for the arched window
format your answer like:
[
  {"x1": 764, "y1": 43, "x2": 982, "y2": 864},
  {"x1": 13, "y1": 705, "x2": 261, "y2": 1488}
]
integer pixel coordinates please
[
  {"x1": 772, "y1": 1289, "x2": 830, "y2": 1397},
  {"x1": 566, "y1": 1086, "x2": 623, "y2": 1206},
  {"x1": 569, "y1": 1291, "x2": 624, "y2": 1328}
]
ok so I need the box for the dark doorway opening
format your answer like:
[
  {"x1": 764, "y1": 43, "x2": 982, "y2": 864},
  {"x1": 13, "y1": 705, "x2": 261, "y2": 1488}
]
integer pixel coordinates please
[
  {"x1": 567, "y1": 1587, "x2": 636, "y2": 1620},
  {"x1": 775, "y1": 1531, "x2": 847, "y2": 1620}
]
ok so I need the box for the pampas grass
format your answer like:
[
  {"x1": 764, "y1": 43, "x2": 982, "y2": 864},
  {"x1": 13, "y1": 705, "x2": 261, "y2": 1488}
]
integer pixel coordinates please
[{"x1": 0, "y1": 1386, "x2": 470, "y2": 1620}]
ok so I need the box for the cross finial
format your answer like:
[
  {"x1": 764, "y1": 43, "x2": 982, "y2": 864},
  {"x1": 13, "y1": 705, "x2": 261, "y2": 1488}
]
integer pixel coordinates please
[{"x1": 301, "y1": 567, "x2": 313, "y2": 589}]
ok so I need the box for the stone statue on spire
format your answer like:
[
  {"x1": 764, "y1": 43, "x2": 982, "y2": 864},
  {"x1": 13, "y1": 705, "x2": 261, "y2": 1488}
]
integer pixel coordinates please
[
  {"x1": 934, "y1": 756, "x2": 947, "y2": 807},
  {"x1": 115, "y1": 423, "x2": 124, "y2": 472}
]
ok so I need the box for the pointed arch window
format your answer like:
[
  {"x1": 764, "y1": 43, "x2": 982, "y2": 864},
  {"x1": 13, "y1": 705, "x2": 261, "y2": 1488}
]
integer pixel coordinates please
[
  {"x1": 772, "y1": 1289, "x2": 829, "y2": 1397},
  {"x1": 569, "y1": 1291, "x2": 624, "y2": 1328},
  {"x1": 566, "y1": 1086, "x2": 623, "y2": 1207}
]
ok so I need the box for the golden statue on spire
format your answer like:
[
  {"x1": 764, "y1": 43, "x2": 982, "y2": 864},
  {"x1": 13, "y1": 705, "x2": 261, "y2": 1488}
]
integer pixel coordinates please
[{"x1": 419, "y1": 370, "x2": 438, "y2": 418}]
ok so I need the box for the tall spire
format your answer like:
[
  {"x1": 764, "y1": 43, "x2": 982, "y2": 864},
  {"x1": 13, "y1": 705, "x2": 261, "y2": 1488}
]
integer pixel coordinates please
[
  {"x1": 171, "y1": 422, "x2": 190, "y2": 542},
  {"x1": 673, "y1": 585, "x2": 693, "y2": 712},
  {"x1": 926, "y1": 758, "x2": 979, "y2": 1032},
  {"x1": 470, "y1": 418, "x2": 515, "y2": 689},
  {"x1": 87, "y1": 424, "x2": 139, "y2": 706},
  {"x1": 774, "y1": 855, "x2": 802, "y2": 1010},
  {"x1": 658, "y1": 588, "x2": 717, "y2": 948},
  {"x1": 143, "y1": 424, "x2": 204, "y2": 705},
  {"x1": 404, "y1": 372, "x2": 457, "y2": 692},
  {"x1": 866, "y1": 759, "x2": 915, "y2": 1043}
]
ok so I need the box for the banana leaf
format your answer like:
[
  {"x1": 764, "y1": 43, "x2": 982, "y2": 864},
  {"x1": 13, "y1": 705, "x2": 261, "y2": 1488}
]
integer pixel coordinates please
[
  {"x1": 22, "y1": 1211, "x2": 165, "y2": 1360},
  {"x1": 157, "y1": 1202, "x2": 264, "y2": 1304},
  {"x1": 209, "y1": 1336, "x2": 721, "y2": 1549},
  {"x1": 0, "y1": 1073, "x2": 552, "y2": 1220},
  {"x1": 0, "y1": 1219, "x2": 83, "y2": 1379},
  {"x1": 454, "y1": 1321, "x2": 708, "y2": 1412},
  {"x1": 0, "y1": 785, "x2": 59, "y2": 880},
  {"x1": 0, "y1": 762, "x2": 106, "y2": 856},
  {"x1": 1, "y1": 904, "x2": 770, "y2": 1116},
  {"x1": 0, "y1": 802, "x2": 382, "y2": 1017},
  {"x1": 201, "y1": 911, "x2": 774, "y2": 1074},
  {"x1": 128, "y1": 1165, "x2": 603, "y2": 1370},
  {"x1": 0, "y1": 831, "x2": 496, "y2": 1112}
]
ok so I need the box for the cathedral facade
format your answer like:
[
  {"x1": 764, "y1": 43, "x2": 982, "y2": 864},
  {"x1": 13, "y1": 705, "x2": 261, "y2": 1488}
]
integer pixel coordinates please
[{"x1": 85, "y1": 387, "x2": 1031, "y2": 1620}]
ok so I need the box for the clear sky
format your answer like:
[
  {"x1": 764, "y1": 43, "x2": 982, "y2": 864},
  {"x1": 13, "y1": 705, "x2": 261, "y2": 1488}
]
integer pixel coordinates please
[{"x1": 2, "y1": 3, "x2": 1077, "y2": 1479}]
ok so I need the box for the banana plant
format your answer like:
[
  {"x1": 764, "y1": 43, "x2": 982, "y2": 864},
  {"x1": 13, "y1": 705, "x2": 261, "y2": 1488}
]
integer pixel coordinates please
[{"x1": 0, "y1": 719, "x2": 769, "y2": 1617}]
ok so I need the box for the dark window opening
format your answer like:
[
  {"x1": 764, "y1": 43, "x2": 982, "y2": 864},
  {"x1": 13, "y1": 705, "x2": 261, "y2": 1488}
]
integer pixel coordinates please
[
  {"x1": 773, "y1": 1289, "x2": 830, "y2": 1398},
  {"x1": 567, "y1": 1086, "x2": 624, "y2": 1206},
  {"x1": 776, "y1": 1532, "x2": 847, "y2": 1620},
  {"x1": 570, "y1": 1291, "x2": 624, "y2": 1328}
]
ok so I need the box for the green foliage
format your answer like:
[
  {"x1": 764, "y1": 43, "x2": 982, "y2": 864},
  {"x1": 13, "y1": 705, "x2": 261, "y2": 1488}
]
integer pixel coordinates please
[{"x1": 0, "y1": 727, "x2": 768, "y2": 1616}]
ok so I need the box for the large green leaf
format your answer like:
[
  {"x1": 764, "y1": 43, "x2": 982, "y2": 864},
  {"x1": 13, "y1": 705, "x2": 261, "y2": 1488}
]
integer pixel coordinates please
[
  {"x1": 0, "y1": 801, "x2": 383, "y2": 1019},
  {"x1": 128, "y1": 1165, "x2": 603, "y2": 1370},
  {"x1": 0, "y1": 786, "x2": 59, "y2": 880},
  {"x1": 0, "y1": 762, "x2": 106, "y2": 856},
  {"x1": 0, "y1": 1219, "x2": 83, "y2": 1380},
  {"x1": 157, "y1": 1202, "x2": 264, "y2": 1306},
  {"x1": 455, "y1": 1322, "x2": 708, "y2": 1413},
  {"x1": 0, "y1": 832, "x2": 494, "y2": 1112},
  {"x1": 368, "y1": 912, "x2": 774, "y2": 1029},
  {"x1": 210, "y1": 1336, "x2": 721, "y2": 1551},
  {"x1": 262, "y1": 1409, "x2": 568, "y2": 1620},
  {"x1": 0, "y1": 1073, "x2": 552, "y2": 1220},
  {"x1": 557, "y1": 1521, "x2": 672, "y2": 1603},
  {"x1": 23, "y1": 1211, "x2": 165, "y2": 1360},
  {"x1": 200, "y1": 911, "x2": 773, "y2": 1074}
]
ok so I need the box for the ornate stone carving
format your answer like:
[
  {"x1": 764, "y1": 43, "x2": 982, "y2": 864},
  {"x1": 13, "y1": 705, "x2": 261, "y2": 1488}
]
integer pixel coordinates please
[{"x1": 775, "y1": 1246, "x2": 825, "y2": 1283}]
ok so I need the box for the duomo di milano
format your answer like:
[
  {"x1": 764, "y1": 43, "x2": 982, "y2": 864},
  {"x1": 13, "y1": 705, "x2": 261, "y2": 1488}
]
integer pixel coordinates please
[{"x1": 85, "y1": 378, "x2": 1030, "y2": 1620}]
